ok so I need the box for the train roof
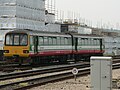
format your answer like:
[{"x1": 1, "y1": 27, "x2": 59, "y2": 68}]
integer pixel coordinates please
[
  {"x1": 5, "y1": 30, "x2": 71, "y2": 37},
  {"x1": 5, "y1": 29, "x2": 103, "y2": 38},
  {"x1": 72, "y1": 33, "x2": 103, "y2": 38}
]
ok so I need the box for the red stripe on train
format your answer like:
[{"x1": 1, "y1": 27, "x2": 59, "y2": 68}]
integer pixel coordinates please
[{"x1": 29, "y1": 50, "x2": 104, "y2": 57}]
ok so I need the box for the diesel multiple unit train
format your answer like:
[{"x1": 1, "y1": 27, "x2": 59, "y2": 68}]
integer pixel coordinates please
[{"x1": 3, "y1": 30, "x2": 105, "y2": 64}]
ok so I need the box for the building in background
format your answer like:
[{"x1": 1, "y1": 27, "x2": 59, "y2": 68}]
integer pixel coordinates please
[
  {"x1": 45, "y1": 10, "x2": 61, "y2": 32},
  {"x1": 0, "y1": 0, "x2": 45, "y2": 31},
  {"x1": 1, "y1": 0, "x2": 120, "y2": 59}
]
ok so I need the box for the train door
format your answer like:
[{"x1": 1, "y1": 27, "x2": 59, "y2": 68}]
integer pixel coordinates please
[
  {"x1": 100, "y1": 39, "x2": 103, "y2": 51},
  {"x1": 73, "y1": 37, "x2": 78, "y2": 62},
  {"x1": 33, "y1": 36, "x2": 38, "y2": 53},
  {"x1": 75, "y1": 37, "x2": 78, "y2": 51}
]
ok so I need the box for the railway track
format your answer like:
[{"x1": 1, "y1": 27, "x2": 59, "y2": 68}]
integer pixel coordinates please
[
  {"x1": 0, "y1": 62, "x2": 71, "y2": 72},
  {"x1": 0, "y1": 62, "x2": 89, "y2": 90},
  {"x1": 0, "y1": 60, "x2": 120, "y2": 90},
  {"x1": 0, "y1": 64, "x2": 32, "y2": 72},
  {"x1": 0, "y1": 57, "x2": 119, "y2": 72},
  {"x1": 0, "y1": 62, "x2": 89, "y2": 80}
]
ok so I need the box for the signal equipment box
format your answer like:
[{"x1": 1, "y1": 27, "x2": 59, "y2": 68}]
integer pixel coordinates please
[{"x1": 90, "y1": 56, "x2": 112, "y2": 90}]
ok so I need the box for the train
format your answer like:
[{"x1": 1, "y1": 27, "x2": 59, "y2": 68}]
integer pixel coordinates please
[{"x1": 3, "y1": 30, "x2": 105, "y2": 64}]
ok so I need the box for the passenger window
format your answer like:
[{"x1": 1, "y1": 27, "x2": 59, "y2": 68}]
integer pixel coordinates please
[
  {"x1": 81, "y1": 38, "x2": 85, "y2": 45},
  {"x1": 65, "y1": 37, "x2": 68, "y2": 45},
  {"x1": 78, "y1": 38, "x2": 82, "y2": 45},
  {"x1": 88, "y1": 39, "x2": 91, "y2": 45},
  {"x1": 48, "y1": 37, "x2": 52, "y2": 45},
  {"x1": 61, "y1": 37, "x2": 64, "y2": 45},
  {"x1": 90, "y1": 39, "x2": 93, "y2": 45},
  {"x1": 39, "y1": 37, "x2": 43, "y2": 45},
  {"x1": 44, "y1": 37, "x2": 48, "y2": 45},
  {"x1": 96, "y1": 39, "x2": 100, "y2": 45},
  {"x1": 57, "y1": 37, "x2": 60, "y2": 45},
  {"x1": 84, "y1": 39, "x2": 88, "y2": 45},
  {"x1": 68, "y1": 38, "x2": 72, "y2": 45},
  {"x1": 53, "y1": 37, "x2": 57, "y2": 45},
  {"x1": 93, "y1": 39, "x2": 97, "y2": 45}
]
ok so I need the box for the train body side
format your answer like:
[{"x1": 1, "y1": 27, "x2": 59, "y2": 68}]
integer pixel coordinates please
[
  {"x1": 73, "y1": 35, "x2": 104, "y2": 60},
  {"x1": 28, "y1": 33, "x2": 74, "y2": 64},
  {"x1": 4, "y1": 30, "x2": 74, "y2": 64},
  {"x1": 3, "y1": 30, "x2": 105, "y2": 64}
]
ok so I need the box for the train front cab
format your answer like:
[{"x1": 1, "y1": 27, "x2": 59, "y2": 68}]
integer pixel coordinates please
[{"x1": 4, "y1": 32, "x2": 30, "y2": 64}]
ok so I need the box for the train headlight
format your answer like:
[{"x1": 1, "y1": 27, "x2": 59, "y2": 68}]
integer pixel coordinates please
[
  {"x1": 23, "y1": 50, "x2": 29, "y2": 53},
  {"x1": 4, "y1": 50, "x2": 9, "y2": 53}
]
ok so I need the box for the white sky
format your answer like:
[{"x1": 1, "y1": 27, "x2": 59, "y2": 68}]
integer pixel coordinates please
[{"x1": 55, "y1": 0, "x2": 120, "y2": 28}]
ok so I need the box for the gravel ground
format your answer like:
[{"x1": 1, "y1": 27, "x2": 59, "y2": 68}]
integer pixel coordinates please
[
  {"x1": 29, "y1": 75, "x2": 91, "y2": 90},
  {"x1": 28, "y1": 69, "x2": 120, "y2": 90}
]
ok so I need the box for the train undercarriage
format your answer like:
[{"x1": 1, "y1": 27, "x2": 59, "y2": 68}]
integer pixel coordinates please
[{"x1": 3, "y1": 53, "x2": 103, "y2": 65}]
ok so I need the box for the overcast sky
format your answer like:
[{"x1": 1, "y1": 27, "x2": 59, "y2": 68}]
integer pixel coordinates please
[{"x1": 55, "y1": 0, "x2": 120, "y2": 28}]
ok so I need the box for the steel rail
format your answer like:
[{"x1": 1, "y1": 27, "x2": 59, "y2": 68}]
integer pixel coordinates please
[
  {"x1": 0, "y1": 63, "x2": 119, "y2": 90},
  {"x1": 0, "y1": 62, "x2": 90, "y2": 81},
  {"x1": 0, "y1": 67, "x2": 90, "y2": 90}
]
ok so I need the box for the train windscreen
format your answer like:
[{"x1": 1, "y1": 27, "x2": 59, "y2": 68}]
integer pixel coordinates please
[{"x1": 5, "y1": 34, "x2": 28, "y2": 46}]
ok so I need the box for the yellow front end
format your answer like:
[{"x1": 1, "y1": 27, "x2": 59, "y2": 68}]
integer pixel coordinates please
[
  {"x1": 3, "y1": 31, "x2": 30, "y2": 64},
  {"x1": 4, "y1": 46, "x2": 29, "y2": 58}
]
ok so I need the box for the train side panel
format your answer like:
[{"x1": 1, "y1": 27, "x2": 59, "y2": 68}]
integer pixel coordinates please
[
  {"x1": 3, "y1": 30, "x2": 105, "y2": 64},
  {"x1": 74, "y1": 37, "x2": 104, "y2": 61},
  {"x1": 28, "y1": 35, "x2": 74, "y2": 64}
]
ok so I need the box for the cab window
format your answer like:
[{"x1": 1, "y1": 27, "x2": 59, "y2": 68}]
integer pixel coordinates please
[{"x1": 5, "y1": 34, "x2": 28, "y2": 46}]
